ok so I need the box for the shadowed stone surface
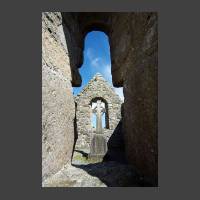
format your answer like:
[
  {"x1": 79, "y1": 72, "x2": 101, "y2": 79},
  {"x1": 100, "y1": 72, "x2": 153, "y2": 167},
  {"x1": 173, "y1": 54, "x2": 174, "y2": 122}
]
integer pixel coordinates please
[
  {"x1": 103, "y1": 119, "x2": 127, "y2": 164},
  {"x1": 43, "y1": 161, "x2": 144, "y2": 187}
]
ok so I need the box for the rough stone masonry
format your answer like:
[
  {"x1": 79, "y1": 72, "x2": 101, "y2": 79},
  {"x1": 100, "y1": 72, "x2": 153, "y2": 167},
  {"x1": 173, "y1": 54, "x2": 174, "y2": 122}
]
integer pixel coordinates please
[
  {"x1": 42, "y1": 12, "x2": 75, "y2": 181},
  {"x1": 42, "y1": 12, "x2": 158, "y2": 186},
  {"x1": 74, "y1": 73, "x2": 122, "y2": 152}
]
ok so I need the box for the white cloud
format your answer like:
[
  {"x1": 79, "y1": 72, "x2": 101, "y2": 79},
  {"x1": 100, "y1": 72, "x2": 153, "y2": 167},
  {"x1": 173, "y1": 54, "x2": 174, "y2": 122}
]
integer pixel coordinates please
[
  {"x1": 86, "y1": 48, "x2": 93, "y2": 61},
  {"x1": 102, "y1": 64, "x2": 112, "y2": 82},
  {"x1": 91, "y1": 57, "x2": 100, "y2": 67},
  {"x1": 85, "y1": 48, "x2": 113, "y2": 84},
  {"x1": 86, "y1": 48, "x2": 102, "y2": 68},
  {"x1": 114, "y1": 87, "x2": 124, "y2": 101}
]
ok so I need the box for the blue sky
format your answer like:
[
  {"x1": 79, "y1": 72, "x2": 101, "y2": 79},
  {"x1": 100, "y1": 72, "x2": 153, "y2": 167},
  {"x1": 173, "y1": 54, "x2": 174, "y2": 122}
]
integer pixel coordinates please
[{"x1": 73, "y1": 31, "x2": 124, "y2": 101}]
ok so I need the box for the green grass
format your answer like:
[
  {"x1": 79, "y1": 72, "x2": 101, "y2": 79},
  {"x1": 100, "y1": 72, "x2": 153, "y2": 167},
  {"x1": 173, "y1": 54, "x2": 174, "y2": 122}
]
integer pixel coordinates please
[
  {"x1": 73, "y1": 153, "x2": 103, "y2": 164},
  {"x1": 73, "y1": 154, "x2": 88, "y2": 162}
]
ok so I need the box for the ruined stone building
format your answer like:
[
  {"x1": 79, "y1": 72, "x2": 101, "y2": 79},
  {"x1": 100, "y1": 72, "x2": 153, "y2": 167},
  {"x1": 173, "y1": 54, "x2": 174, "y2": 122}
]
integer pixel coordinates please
[
  {"x1": 42, "y1": 12, "x2": 158, "y2": 186},
  {"x1": 74, "y1": 73, "x2": 122, "y2": 151}
]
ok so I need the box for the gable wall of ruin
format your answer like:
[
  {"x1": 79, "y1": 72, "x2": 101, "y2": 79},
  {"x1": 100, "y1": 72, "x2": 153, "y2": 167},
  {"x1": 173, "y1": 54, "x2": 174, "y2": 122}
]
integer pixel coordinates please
[{"x1": 75, "y1": 74, "x2": 122, "y2": 150}]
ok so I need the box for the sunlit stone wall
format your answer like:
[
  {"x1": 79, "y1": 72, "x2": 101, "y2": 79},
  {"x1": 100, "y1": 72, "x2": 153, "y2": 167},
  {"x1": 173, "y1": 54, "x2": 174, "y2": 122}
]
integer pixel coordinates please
[{"x1": 75, "y1": 73, "x2": 122, "y2": 150}]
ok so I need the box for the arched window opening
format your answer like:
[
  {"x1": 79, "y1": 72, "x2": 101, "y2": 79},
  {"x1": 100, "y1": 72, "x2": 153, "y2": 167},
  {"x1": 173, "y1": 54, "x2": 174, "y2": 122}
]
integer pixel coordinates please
[
  {"x1": 73, "y1": 31, "x2": 124, "y2": 102},
  {"x1": 90, "y1": 97, "x2": 109, "y2": 130},
  {"x1": 92, "y1": 112, "x2": 97, "y2": 128}
]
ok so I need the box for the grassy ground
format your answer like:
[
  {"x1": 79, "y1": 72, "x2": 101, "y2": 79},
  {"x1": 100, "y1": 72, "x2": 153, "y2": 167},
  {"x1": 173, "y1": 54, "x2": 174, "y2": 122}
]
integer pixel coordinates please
[{"x1": 72, "y1": 150, "x2": 103, "y2": 164}]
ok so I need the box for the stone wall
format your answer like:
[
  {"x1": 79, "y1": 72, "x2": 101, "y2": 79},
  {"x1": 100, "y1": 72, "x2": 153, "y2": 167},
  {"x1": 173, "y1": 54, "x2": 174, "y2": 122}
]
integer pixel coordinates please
[
  {"x1": 42, "y1": 12, "x2": 158, "y2": 186},
  {"x1": 110, "y1": 13, "x2": 158, "y2": 185},
  {"x1": 75, "y1": 73, "x2": 122, "y2": 151},
  {"x1": 61, "y1": 12, "x2": 158, "y2": 185},
  {"x1": 42, "y1": 12, "x2": 75, "y2": 181}
]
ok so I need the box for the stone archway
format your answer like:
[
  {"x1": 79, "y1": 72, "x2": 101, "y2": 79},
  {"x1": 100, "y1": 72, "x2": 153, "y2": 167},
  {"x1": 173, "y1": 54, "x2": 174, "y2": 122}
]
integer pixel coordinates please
[{"x1": 42, "y1": 12, "x2": 158, "y2": 186}]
